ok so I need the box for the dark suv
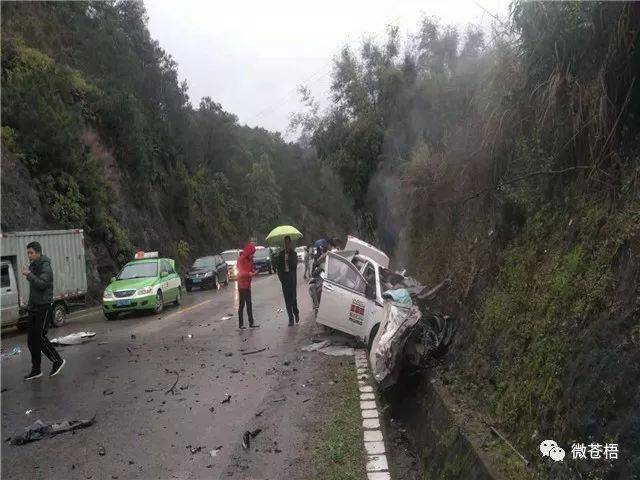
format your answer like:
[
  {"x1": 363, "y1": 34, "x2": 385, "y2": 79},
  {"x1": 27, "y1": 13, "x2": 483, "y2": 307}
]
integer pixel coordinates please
[
  {"x1": 253, "y1": 247, "x2": 274, "y2": 274},
  {"x1": 185, "y1": 255, "x2": 229, "y2": 291}
]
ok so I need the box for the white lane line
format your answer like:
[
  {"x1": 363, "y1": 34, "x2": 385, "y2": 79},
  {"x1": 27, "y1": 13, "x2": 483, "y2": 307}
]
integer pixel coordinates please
[
  {"x1": 367, "y1": 472, "x2": 391, "y2": 480},
  {"x1": 364, "y1": 430, "x2": 383, "y2": 442},
  {"x1": 367, "y1": 455, "x2": 389, "y2": 472},
  {"x1": 355, "y1": 349, "x2": 391, "y2": 479},
  {"x1": 363, "y1": 418, "x2": 380, "y2": 429},
  {"x1": 364, "y1": 441, "x2": 386, "y2": 455},
  {"x1": 362, "y1": 409, "x2": 379, "y2": 418},
  {"x1": 361, "y1": 400, "x2": 377, "y2": 410}
]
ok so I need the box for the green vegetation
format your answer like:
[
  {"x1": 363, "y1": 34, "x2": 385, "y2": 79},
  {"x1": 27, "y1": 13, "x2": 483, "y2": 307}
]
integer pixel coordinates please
[
  {"x1": 300, "y1": 2, "x2": 639, "y2": 478},
  {"x1": 1, "y1": 1, "x2": 354, "y2": 282},
  {"x1": 308, "y1": 361, "x2": 366, "y2": 480}
]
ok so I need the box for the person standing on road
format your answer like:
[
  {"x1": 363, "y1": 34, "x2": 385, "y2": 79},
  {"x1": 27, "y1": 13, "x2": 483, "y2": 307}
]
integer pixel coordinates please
[
  {"x1": 303, "y1": 246, "x2": 311, "y2": 280},
  {"x1": 275, "y1": 235, "x2": 299, "y2": 326},
  {"x1": 237, "y1": 242, "x2": 259, "y2": 330},
  {"x1": 22, "y1": 241, "x2": 65, "y2": 380}
]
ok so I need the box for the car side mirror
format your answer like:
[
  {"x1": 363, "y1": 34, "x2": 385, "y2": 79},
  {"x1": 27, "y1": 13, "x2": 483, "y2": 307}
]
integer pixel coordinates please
[{"x1": 110, "y1": 277, "x2": 116, "y2": 283}]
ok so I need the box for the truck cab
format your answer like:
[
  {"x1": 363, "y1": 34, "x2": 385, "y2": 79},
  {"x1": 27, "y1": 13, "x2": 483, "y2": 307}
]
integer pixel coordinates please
[
  {"x1": 1, "y1": 260, "x2": 20, "y2": 326},
  {"x1": 315, "y1": 236, "x2": 390, "y2": 349}
]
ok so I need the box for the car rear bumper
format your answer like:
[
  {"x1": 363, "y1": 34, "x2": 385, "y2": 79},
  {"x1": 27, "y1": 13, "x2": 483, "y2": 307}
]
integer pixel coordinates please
[{"x1": 186, "y1": 277, "x2": 217, "y2": 288}]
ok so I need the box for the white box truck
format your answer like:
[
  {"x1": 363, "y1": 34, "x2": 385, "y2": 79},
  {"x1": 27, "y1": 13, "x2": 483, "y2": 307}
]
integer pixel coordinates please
[{"x1": 1, "y1": 229, "x2": 87, "y2": 330}]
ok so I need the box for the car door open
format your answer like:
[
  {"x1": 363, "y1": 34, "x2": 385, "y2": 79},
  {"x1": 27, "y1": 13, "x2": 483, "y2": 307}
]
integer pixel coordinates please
[{"x1": 316, "y1": 252, "x2": 369, "y2": 337}]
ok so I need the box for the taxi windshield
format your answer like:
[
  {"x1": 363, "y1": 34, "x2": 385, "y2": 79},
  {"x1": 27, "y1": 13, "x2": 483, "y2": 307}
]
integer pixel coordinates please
[{"x1": 118, "y1": 261, "x2": 158, "y2": 280}]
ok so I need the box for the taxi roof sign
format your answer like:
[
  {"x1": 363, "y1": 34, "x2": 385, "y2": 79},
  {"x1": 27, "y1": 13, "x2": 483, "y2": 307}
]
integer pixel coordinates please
[{"x1": 134, "y1": 251, "x2": 159, "y2": 259}]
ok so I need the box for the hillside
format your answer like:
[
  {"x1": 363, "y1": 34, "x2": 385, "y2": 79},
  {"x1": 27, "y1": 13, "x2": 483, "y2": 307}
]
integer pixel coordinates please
[
  {"x1": 300, "y1": 2, "x2": 640, "y2": 478},
  {"x1": 0, "y1": 1, "x2": 354, "y2": 299}
]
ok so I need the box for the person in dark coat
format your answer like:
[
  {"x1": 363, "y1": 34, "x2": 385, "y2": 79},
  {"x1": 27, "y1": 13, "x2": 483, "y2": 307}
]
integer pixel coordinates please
[
  {"x1": 21, "y1": 241, "x2": 65, "y2": 380},
  {"x1": 275, "y1": 236, "x2": 299, "y2": 326},
  {"x1": 236, "y1": 242, "x2": 259, "y2": 329}
]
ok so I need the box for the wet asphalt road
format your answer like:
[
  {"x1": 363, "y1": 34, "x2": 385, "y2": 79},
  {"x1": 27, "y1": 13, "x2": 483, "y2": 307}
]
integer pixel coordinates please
[{"x1": 1, "y1": 267, "x2": 324, "y2": 480}]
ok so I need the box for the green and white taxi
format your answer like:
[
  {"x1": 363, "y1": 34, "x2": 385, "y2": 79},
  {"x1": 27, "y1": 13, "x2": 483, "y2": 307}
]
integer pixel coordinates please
[{"x1": 102, "y1": 252, "x2": 182, "y2": 320}]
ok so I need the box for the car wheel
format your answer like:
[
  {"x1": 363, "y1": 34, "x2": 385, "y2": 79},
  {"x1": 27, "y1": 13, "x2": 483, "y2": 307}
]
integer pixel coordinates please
[
  {"x1": 367, "y1": 324, "x2": 380, "y2": 353},
  {"x1": 174, "y1": 287, "x2": 182, "y2": 305},
  {"x1": 154, "y1": 290, "x2": 164, "y2": 314},
  {"x1": 51, "y1": 303, "x2": 66, "y2": 327},
  {"x1": 104, "y1": 312, "x2": 119, "y2": 321}
]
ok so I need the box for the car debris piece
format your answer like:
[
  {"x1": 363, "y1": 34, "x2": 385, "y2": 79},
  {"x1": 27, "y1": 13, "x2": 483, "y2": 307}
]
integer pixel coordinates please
[
  {"x1": 1, "y1": 346, "x2": 22, "y2": 361},
  {"x1": 102, "y1": 389, "x2": 114, "y2": 396},
  {"x1": 221, "y1": 316, "x2": 232, "y2": 321},
  {"x1": 210, "y1": 446, "x2": 223, "y2": 457},
  {"x1": 242, "y1": 431, "x2": 251, "y2": 450},
  {"x1": 98, "y1": 444, "x2": 106, "y2": 455},
  {"x1": 50, "y1": 332, "x2": 96, "y2": 345},
  {"x1": 301, "y1": 340, "x2": 330, "y2": 352},
  {"x1": 131, "y1": 334, "x2": 136, "y2": 340},
  {"x1": 189, "y1": 446, "x2": 202, "y2": 454},
  {"x1": 11, "y1": 416, "x2": 96, "y2": 445},
  {"x1": 241, "y1": 347, "x2": 267, "y2": 355},
  {"x1": 221, "y1": 394, "x2": 232, "y2": 404},
  {"x1": 165, "y1": 370, "x2": 180, "y2": 395}
]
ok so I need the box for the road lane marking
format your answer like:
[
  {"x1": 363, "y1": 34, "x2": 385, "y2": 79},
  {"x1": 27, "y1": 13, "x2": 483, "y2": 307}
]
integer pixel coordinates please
[{"x1": 355, "y1": 348, "x2": 392, "y2": 479}]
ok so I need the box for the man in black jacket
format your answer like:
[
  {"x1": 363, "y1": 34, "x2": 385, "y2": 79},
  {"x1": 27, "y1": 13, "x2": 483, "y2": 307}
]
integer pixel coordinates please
[
  {"x1": 275, "y1": 236, "x2": 299, "y2": 326},
  {"x1": 21, "y1": 241, "x2": 65, "y2": 380}
]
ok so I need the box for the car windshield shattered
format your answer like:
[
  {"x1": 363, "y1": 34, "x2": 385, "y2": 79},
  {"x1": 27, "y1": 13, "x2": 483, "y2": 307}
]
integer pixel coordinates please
[{"x1": 118, "y1": 261, "x2": 158, "y2": 280}]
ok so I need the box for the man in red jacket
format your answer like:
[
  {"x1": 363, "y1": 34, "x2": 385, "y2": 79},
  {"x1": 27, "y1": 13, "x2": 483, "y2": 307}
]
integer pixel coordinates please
[{"x1": 237, "y1": 242, "x2": 259, "y2": 329}]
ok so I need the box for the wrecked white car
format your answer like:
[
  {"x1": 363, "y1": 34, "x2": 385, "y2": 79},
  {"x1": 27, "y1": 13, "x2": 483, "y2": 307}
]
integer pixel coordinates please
[{"x1": 315, "y1": 236, "x2": 455, "y2": 388}]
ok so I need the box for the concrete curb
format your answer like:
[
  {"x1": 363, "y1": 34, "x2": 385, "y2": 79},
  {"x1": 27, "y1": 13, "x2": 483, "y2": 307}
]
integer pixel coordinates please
[{"x1": 354, "y1": 349, "x2": 391, "y2": 480}]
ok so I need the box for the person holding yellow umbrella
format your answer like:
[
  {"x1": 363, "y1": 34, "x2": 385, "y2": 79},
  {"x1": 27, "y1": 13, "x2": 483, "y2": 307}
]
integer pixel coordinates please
[{"x1": 266, "y1": 226, "x2": 303, "y2": 326}]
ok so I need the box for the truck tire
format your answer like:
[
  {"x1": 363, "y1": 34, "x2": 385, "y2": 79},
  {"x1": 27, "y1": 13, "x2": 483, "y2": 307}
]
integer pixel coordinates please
[
  {"x1": 51, "y1": 303, "x2": 67, "y2": 328},
  {"x1": 104, "y1": 312, "x2": 119, "y2": 320}
]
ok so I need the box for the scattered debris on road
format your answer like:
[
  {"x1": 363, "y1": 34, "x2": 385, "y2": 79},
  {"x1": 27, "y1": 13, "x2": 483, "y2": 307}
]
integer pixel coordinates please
[
  {"x1": 301, "y1": 341, "x2": 353, "y2": 356},
  {"x1": 241, "y1": 429, "x2": 262, "y2": 450},
  {"x1": 221, "y1": 394, "x2": 232, "y2": 404},
  {"x1": 98, "y1": 444, "x2": 106, "y2": 455},
  {"x1": 241, "y1": 347, "x2": 267, "y2": 356},
  {"x1": 10, "y1": 417, "x2": 96, "y2": 445},
  {"x1": 301, "y1": 340, "x2": 330, "y2": 352},
  {"x1": 210, "y1": 446, "x2": 223, "y2": 457},
  {"x1": 1, "y1": 346, "x2": 22, "y2": 361},
  {"x1": 102, "y1": 389, "x2": 114, "y2": 396},
  {"x1": 130, "y1": 334, "x2": 136, "y2": 340},
  {"x1": 25, "y1": 410, "x2": 33, "y2": 415},
  {"x1": 221, "y1": 315, "x2": 232, "y2": 321},
  {"x1": 187, "y1": 445, "x2": 203, "y2": 454},
  {"x1": 165, "y1": 369, "x2": 180, "y2": 395},
  {"x1": 51, "y1": 332, "x2": 96, "y2": 345}
]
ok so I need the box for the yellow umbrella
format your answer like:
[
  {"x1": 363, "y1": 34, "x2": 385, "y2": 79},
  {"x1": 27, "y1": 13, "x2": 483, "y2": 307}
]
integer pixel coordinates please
[{"x1": 266, "y1": 225, "x2": 303, "y2": 246}]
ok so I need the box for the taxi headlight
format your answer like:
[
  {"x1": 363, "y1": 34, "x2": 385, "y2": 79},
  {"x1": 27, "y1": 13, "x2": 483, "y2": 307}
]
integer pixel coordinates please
[
  {"x1": 137, "y1": 286, "x2": 154, "y2": 295},
  {"x1": 103, "y1": 290, "x2": 114, "y2": 300}
]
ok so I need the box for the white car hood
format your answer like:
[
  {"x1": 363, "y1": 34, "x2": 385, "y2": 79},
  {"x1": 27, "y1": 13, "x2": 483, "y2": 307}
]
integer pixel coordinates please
[{"x1": 344, "y1": 236, "x2": 390, "y2": 269}]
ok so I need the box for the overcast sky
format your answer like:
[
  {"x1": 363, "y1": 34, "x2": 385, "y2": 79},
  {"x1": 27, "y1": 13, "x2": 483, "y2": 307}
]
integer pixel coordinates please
[{"x1": 145, "y1": 0, "x2": 509, "y2": 138}]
